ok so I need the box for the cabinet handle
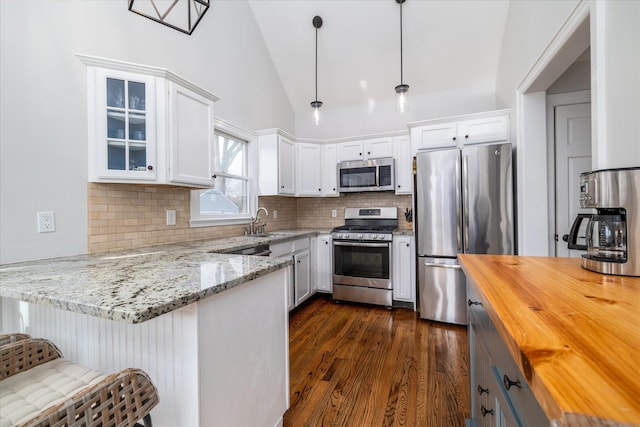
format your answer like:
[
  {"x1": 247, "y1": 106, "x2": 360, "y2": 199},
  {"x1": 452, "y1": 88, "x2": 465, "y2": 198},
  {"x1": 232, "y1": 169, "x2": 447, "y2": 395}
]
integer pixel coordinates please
[
  {"x1": 477, "y1": 385, "x2": 489, "y2": 395},
  {"x1": 468, "y1": 299, "x2": 482, "y2": 306},
  {"x1": 147, "y1": 165, "x2": 153, "y2": 171},
  {"x1": 503, "y1": 374, "x2": 522, "y2": 390},
  {"x1": 481, "y1": 406, "x2": 494, "y2": 417}
]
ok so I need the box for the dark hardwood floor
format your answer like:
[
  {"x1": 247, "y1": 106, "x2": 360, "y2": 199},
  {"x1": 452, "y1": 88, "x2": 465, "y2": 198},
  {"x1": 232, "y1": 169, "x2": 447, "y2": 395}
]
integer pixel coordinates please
[{"x1": 284, "y1": 296, "x2": 470, "y2": 427}]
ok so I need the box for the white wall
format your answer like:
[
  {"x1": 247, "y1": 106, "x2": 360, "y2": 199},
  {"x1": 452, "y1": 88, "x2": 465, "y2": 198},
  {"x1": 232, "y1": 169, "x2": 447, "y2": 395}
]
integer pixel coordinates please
[
  {"x1": 0, "y1": 0, "x2": 294, "y2": 264},
  {"x1": 295, "y1": 81, "x2": 497, "y2": 140},
  {"x1": 547, "y1": 57, "x2": 590, "y2": 95}
]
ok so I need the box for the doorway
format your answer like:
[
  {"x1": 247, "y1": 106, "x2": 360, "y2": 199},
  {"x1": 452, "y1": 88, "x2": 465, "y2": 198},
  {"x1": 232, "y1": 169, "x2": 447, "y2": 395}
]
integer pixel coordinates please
[{"x1": 547, "y1": 92, "x2": 592, "y2": 257}]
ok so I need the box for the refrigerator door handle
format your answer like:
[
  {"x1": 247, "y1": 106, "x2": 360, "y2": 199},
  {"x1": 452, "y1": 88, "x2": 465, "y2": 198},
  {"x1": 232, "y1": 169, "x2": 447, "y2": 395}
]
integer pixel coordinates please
[
  {"x1": 423, "y1": 262, "x2": 462, "y2": 270},
  {"x1": 463, "y1": 154, "x2": 470, "y2": 252},
  {"x1": 456, "y1": 157, "x2": 462, "y2": 252}
]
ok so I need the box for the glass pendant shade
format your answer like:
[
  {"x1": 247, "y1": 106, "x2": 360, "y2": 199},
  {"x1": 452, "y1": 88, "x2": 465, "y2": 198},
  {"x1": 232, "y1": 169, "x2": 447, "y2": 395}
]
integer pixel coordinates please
[{"x1": 395, "y1": 84, "x2": 409, "y2": 113}]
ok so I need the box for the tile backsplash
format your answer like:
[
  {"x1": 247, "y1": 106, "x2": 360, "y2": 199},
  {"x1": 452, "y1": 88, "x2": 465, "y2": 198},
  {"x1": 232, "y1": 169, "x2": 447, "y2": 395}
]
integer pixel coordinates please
[{"x1": 88, "y1": 183, "x2": 413, "y2": 254}]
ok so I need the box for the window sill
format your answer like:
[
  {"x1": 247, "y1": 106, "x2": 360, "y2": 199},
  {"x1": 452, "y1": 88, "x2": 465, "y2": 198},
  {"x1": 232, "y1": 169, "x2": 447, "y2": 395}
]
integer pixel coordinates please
[{"x1": 189, "y1": 216, "x2": 252, "y2": 228}]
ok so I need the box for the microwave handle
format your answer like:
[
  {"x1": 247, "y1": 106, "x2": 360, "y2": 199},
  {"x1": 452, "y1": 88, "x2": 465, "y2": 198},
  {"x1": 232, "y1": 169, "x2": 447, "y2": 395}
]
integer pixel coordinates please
[{"x1": 567, "y1": 213, "x2": 592, "y2": 250}]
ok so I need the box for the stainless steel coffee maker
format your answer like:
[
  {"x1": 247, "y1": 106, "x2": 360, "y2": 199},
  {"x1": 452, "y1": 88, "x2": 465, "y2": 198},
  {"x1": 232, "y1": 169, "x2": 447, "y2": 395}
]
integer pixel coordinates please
[{"x1": 569, "y1": 167, "x2": 639, "y2": 276}]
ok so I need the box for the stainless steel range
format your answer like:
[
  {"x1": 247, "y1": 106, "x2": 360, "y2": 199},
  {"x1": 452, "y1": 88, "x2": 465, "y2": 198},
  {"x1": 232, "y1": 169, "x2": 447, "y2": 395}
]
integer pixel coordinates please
[{"x1": 332, "y1": 207, "x2": 398, "y2": 307}]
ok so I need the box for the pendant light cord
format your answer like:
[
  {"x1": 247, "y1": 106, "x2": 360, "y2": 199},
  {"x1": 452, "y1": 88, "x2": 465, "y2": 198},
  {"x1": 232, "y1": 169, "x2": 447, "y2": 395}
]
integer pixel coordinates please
[
  {"x1": 400, "y1": 1, "x2": 404, "y2": 86},
  {"x1": 315, "y1": 25, "x2": 318, "y2": 102}
]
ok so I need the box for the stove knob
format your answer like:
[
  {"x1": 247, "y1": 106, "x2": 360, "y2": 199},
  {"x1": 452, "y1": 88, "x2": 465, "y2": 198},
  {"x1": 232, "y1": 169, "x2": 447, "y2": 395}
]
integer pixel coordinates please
[
  {"x1": 378, "y1": 234, "x2": 384, "y2": 240},
  {"x1": 358, "y1": 233, "x2": 364, "y2": 239}
]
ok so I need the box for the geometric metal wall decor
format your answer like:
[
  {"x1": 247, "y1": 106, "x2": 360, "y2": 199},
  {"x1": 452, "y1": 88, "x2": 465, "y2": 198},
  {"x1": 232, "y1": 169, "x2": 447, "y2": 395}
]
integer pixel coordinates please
[{"x1": 128, "y1": 0, "x2": 210, "y2": 35}]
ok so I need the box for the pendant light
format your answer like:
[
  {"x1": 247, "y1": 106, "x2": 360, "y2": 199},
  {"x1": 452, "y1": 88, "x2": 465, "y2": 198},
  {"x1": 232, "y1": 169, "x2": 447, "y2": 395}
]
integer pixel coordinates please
[
  {"x1": 311, "y1": 16, "x2": 323, "y2": 126},
  {"x1": 395, "y1": 0, "x2": 409, "y2": 113}
]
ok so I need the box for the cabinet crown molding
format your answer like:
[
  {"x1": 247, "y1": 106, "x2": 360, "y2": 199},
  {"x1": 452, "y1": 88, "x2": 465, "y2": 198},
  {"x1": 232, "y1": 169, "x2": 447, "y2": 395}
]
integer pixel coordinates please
[{"x1": 76, "y1": 54, "x2": 219, "y2": 102}]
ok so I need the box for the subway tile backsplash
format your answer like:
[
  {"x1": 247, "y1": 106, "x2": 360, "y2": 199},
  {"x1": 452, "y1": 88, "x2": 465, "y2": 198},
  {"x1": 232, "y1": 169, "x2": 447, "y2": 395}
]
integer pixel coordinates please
[{"x1": 88, "y1": 183, "x2": 412, "y2": 254}]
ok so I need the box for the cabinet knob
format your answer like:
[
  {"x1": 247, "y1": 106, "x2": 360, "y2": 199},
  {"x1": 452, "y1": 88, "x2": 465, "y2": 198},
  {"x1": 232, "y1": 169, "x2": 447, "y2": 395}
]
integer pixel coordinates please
[
  {"x1": 297, "y1": 260, "x2": 301, "y2": 264},
  {"x1": 212, "y1": 174, "x2": 217, "y2": 179},
  {"x1": 465, "y1": 135, "x2": 469, "y2": 139},
  {"x1": 503, "y1": 374, "x2": 521, "y2": 390},
  {"x1": 481, "y1": 406, "x2": 494, "y2": 417},
  {"x1": 325, "y1": 241, "x2": 328, "y2": 245},
  {"x1": 397, "y1": 185, "x2": 401, "y2": 188},
  {"x1": 147, "y1": 165, "x2": 153, "y2": 171},
  {"x1": 333, "y1": 188, "x2": 336, "y2": 191},
  {"x1": 477, "y1": 385, "x2": 489, "y2": 395},
  {"x1": 468, "y1": 299, "x2": 482, "y2": 307},
  {"x1": 453, "y1": 137, "x2": 457, "y2": 141},
  {"x1": 281, "y1": 185, "x2": 285, "y2": 189},
  {"x1": 359, "y1": 152, "x2": 362, "y2": 156},
  {"x1": 367, "y1": 151, "x2": 371, "y2": 155},
  {"x1": 406, "y1": 243, "x2": 410, "y2": 247},
  {"x1": 318, "y1": 188, "x2": 321, "y2": 192}
]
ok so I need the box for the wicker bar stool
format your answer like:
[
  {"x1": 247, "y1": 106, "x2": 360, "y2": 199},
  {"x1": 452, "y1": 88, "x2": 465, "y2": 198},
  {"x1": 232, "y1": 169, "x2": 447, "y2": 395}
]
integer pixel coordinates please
[{"x1": 0, "y1": 336, "x2": 159, "y2": 427}]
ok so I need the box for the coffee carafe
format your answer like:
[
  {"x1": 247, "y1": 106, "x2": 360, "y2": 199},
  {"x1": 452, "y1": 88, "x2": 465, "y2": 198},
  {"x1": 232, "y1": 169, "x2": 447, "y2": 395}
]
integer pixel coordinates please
[{"x1": 576, "y1": 167, "x2": 639, "y2": 276}]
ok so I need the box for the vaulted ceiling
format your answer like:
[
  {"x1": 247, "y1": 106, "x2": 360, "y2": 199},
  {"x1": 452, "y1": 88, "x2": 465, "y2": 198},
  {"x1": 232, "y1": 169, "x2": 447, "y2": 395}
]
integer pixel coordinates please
[{"x1": 248, "y1": 0, "x2": 510, "y2": 118}]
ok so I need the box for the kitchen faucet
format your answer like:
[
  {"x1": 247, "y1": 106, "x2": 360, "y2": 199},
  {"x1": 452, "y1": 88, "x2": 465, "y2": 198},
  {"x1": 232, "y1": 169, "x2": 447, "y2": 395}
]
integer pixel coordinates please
[{"x1": 246, "y1": 207, "x2": 269, "y2": 235}]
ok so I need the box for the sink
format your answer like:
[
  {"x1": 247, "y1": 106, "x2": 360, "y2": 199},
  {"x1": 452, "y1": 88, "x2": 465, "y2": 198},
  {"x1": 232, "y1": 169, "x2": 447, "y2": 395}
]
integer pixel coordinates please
[{"x1": 228, "y1": 244, "x2": 271, "y2": 256}]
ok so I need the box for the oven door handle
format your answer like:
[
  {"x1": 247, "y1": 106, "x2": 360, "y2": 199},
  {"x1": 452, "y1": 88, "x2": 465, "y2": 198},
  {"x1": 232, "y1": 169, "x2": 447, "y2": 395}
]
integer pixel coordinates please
[
  {"x1": 423, "y1": 262, "x2": 462, "y2": 270},
  {"x1": 333, "y1": 241, "x2": 390, "y2": 248}
]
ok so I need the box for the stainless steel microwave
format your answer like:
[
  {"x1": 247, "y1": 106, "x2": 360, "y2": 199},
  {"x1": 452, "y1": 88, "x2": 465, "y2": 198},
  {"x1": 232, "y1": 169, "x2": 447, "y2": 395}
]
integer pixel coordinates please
[{"x1": 337, "y1": 158, "x2": 395, "y2": 193}]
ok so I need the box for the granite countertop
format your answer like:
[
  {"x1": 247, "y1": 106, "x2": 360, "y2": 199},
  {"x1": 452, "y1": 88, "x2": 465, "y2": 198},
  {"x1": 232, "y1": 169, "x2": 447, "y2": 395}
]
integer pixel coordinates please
[
  {"x1": 459, "y1": 255, "x2": 640, "y2": 427},
  {"x1": 0, "y1": 229, "x2": 324, "y2": 324}
]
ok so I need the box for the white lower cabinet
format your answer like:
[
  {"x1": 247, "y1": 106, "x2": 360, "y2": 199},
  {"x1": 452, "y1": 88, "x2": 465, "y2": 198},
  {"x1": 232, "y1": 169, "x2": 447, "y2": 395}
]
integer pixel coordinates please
[
  {"x1": 316, "y1": 234, "x2": 333, "y2": 293},
  {"x1": 271, "y1": 237, "x2": 313, "y2": 310},
  {"x1": 392, "y1": 235, "x2": 415, "y2": 304},
  {"x1": 294, "y1": 250, "x2": 311, "y2": 306}
]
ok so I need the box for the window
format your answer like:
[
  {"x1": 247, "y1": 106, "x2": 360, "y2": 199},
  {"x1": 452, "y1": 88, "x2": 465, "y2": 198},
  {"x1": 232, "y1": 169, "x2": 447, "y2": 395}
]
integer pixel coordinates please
[{"x1": 190, "y1": 128, "x2": 255, "y2": 226}]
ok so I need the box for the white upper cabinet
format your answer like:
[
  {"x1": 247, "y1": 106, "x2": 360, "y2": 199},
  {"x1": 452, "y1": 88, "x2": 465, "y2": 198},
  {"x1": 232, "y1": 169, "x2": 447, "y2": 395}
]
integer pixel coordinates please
[
  {"x1": 410, "y1": 110, "x2": 509, "y2": 154},
  {"x1": 410, "y1": 122, "x2": 458, "y2": 152},
  {"x1": 392, "y1": 135, "x2": 412, "y2": 195},
  {"x1": 321, "y1": 144, "x2": 338, "y2": 196},
  {"x1": 337, "y1": 140, "x2": 364, "y2": 161},
  {"x1": 296, "y1": 143, "x2": 322, "y2": 196},
  {"x1": 458, "y1": 115, "x2": 508, "y2": 145},
  {"x1": 257, "y1": 132, "x2": 295, "y2": 195},
  {"x1": 364, "y1": 137, "x2": 394, "y2": 159},
  {"x1": 81, "y1": 56, "x2": 218, "y2": 188},
  {"x1": 337, "y1": 137, "x2": 393, "y2": 162},
  {"x1": 168, "y1": 81, "x2": 215, "y2": 187}
]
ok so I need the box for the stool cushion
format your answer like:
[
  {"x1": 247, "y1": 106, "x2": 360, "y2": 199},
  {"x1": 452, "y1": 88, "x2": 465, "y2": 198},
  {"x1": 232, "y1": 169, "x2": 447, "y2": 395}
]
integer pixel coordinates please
[{"x1": 0, "y1": 358, "x2": 105, "y2": 427}]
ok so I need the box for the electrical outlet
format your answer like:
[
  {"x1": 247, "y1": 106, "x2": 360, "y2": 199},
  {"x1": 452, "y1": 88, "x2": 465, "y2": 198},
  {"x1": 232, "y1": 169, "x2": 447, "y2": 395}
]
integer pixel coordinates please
[
  {"x1": 166, "y1": 210, "x2": 176, "y2": 226},
  {"x1": 37, "y1": 211, "x2": 55, "y2": 233},
  {"x1": 273, "y1": 210, "x2": 278, "y2": 219},
  {"x1": 331, "y1": 209, "x2": 337, "y2": 218}
]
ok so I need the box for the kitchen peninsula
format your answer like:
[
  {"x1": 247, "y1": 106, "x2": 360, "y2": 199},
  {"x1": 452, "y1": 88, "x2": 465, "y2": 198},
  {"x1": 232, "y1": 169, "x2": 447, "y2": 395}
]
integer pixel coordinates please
[
  {"x1": 460, "y1": 254, "x2": 640, "y2": 427},
  {"x1": 0, "y1": 232, "x2": 318, "y2": 427}
]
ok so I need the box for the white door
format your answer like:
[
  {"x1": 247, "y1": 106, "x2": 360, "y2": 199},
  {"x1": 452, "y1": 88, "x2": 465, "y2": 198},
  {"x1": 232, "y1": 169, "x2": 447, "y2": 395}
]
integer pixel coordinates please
[{"x1": 555, "y1": 103, "x2": 592, "y2": 257}]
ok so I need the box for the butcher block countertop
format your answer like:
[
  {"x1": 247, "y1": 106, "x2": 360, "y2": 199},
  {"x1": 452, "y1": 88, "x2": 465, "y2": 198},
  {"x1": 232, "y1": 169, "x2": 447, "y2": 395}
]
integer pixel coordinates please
[{"x1": 459, "y1": 255, "x2": 640, "y2": 427}]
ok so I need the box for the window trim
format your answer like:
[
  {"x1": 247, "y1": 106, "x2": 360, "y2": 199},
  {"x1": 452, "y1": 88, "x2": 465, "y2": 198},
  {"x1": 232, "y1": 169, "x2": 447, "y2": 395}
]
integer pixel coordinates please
[{"x1": 189, "y1": 119, "x2": 257, "y2": 227}]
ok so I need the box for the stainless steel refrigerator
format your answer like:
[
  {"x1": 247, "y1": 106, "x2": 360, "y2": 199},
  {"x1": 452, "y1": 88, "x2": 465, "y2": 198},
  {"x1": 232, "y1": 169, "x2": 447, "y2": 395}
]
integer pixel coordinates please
[{"x1": 415, "y1": 143, "x2": 513, "y2": 325}]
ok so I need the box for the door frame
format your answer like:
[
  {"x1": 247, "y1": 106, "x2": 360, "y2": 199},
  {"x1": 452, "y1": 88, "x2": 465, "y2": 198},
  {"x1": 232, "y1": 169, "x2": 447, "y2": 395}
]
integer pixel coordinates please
[{"x1": 546, "y1": 90, "x2": 591, "y2": 256}]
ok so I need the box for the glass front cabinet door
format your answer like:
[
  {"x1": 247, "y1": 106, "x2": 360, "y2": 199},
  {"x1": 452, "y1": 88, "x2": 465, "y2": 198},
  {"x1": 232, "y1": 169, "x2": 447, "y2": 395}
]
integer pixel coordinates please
[{"x1": 90, "y1": 68, "x2": 157, "y2": 182}]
